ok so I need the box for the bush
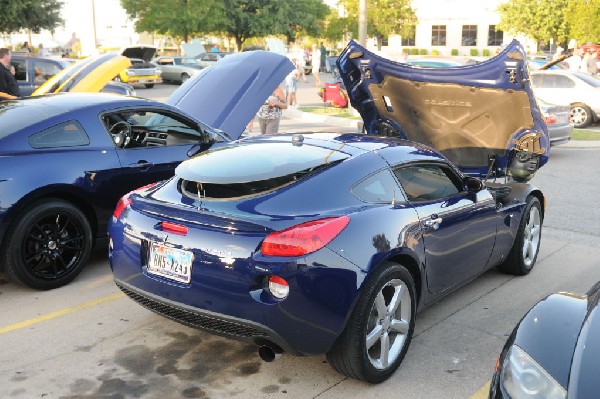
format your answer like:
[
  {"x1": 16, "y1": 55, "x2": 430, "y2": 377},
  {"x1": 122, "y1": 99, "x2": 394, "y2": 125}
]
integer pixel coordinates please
[
  {"x1": 482, "y1": 49, "x2": 490, "y2": 57},
  {"x1": 431, "y1": 49, "x2": 439, "y2": 55},
  {"x1": 419, "y1": 48, "x2": 427, "y2": 55},
  {"x1": 470, "y1": 48, "x2": 478, "y2": 56},
  {"x1": 451, "y1": 49, "x2": 459, "y2": 56},
  {"x1": 402, "y1": 48, "x2": 410, "y2": 54},
  {"x1": 410, "y1": 48, "x2": 419, "y2": 55}
]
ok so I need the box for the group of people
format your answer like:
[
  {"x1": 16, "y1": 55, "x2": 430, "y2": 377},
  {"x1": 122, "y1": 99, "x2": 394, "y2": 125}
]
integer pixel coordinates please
[{"x1": 555, "y1": 46, "x2": 598, "y2": 75}]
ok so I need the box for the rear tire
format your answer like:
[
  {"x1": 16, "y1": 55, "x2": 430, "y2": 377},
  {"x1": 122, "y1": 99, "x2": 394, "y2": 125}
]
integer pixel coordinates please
[
  {"x1": 326, "y1": 262, "x2": 416, "y2": 383},
  {"x1": 498, "y1": 196, "x2": 542, "y2": 275},
  {"x1": 144, "y1": 84, "x2": 155, "y2": 89},
  {"x1": 1, "y1": 199, "x2": 92, "y2": 290},
  {"x1": 181, "y1": 73, "x2": 190, "y2": 83},
  {"x1": 570, "y1": 105, "x2": 593, "y2": 128}
]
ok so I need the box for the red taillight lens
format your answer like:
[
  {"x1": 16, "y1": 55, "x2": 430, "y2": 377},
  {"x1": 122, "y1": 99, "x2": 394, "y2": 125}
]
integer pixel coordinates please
[
  {"x1": 544, "y1": 114, "x2": 557, "y2": 124},
  {"x1": 112, "y1": 183, "x2": 158, "y2": 220},
  {"x1": 113, "y1": 195, "x2": 132, "y2": 220},
  {"x1": 161, "y1": 222, "x2": 188, "y2": 235},
  {"x1": 268, "y1": 275, "x2": 289, "y2": 299},
  {"x1": 260, "y1": 216, "x2": 350, "y2": 257}
]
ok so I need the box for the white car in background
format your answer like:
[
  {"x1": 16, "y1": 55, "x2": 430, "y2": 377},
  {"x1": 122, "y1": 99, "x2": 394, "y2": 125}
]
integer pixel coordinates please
[{"x1": 530, "y1": 70, "x2": 600, "y2": 128}]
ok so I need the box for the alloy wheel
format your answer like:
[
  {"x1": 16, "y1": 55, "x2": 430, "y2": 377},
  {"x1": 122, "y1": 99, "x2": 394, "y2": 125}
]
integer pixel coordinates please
[{"x1": 522, "y1": 206, "x2": 541, "y2": 267}]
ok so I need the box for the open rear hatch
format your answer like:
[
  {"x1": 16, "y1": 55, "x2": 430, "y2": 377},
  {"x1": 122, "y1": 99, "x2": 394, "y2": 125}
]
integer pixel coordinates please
[{"x1": 337, "y1": 39, "x2": 549, "y2": 180}]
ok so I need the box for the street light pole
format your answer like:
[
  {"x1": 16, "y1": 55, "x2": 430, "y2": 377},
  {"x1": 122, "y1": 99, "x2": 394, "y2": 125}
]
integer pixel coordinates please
[{"x1": 358, "y1": 0, "x2": 367, "y2": 46}]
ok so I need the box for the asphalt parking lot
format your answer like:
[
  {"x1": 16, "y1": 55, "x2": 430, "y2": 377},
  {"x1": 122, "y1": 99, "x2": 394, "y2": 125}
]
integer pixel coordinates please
[{"x1": 1, "y1": 81, "x2": 599, "y2": 399}]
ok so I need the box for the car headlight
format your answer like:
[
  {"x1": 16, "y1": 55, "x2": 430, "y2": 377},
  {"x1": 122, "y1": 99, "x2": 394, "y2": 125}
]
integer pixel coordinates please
[
  {"x1": 126, "y1": 70, "x2": 134, "y2": 76},
  {"x1": 500, "y1": 345, "x2": 566, "y2": 399}
]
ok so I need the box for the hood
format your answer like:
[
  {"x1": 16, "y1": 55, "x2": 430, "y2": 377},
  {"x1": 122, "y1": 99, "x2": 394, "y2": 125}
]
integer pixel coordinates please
[
  {"x1": 120, "y1": 46, "x2": 158, "y2": 61},
  {"x1": 166, "y1": 50, "x2": 294, "y2": 140},
  {"x1": 337, "y1": 39, "x2": 550, "y2": 179},
  {"x1": 33, "y1": 54, "x2": 131, "y2": 95},
  {"x1": 568, "y1": 281, "x2": 600, "y2": 398}
]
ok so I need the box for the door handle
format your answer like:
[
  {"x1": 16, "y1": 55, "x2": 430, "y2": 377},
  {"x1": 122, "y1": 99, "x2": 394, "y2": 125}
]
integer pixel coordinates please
[
  {"x1": 423, "y1": 217, "x2": 443, "y2": 230},
  {"x1": 129, "y1": 161, "x2": 154, "y2": 170}
]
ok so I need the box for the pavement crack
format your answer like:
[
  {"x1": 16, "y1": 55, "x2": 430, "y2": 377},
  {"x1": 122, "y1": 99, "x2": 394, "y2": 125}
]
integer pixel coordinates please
[{"x1": 313, "y1": 376, "x2": 348, "y2": 398}]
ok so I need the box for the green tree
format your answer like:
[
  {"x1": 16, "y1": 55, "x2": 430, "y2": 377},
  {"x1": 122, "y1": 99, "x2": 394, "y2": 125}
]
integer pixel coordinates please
[
  {"x1": 121, "y1": 0, "x2": 225, "y2": 44},
  {"x1": 329, "y1": 0, "x2": 416, "y2": 50},
  {"x1": 497, "y1": 0, "x2": 570, "y2": 46},
  {"x1": 566, "y1": 0, "x2": 600, "y2": 44},
  {"x1": 278, "y1": 0, "x2": 330, "y2": 43},
  {"x1": 0, "y1": 0, "x2": 63, "y2": 35}
]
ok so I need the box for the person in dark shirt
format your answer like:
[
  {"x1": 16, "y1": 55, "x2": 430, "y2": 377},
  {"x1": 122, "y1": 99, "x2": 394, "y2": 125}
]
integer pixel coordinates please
[{"x1": 0, "y1": 48, "x2": 21, "y2": 99}]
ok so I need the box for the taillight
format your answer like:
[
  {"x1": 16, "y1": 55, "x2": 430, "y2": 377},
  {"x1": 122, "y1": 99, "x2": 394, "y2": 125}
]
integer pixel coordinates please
[
  {"x1": 268, "y1": 276, "x2": 289, "y2": 299},
  {"x1": 161, "y1": 222, "x2": 188, "y2": 235},
  {"x1": 113, "y1": 195, "x2": 132, "y2": 220},
  {"x1": 260, "y1": 216, "x2": 350, "y2": 257},
  {"x1": 112, "y1": 183, "x2": 158, "y2": 220},
  {"x1": 544, "y1": 114, "x2": 557, "y2": 124}
]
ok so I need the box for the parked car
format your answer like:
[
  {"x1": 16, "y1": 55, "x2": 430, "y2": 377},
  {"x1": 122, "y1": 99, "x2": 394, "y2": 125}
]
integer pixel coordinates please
[
  {"x1": 10, "y1": 54, "x2": 135, "y2": 96},
  {"x1": 530, "y1": 70, "x2": 600, "y2": 128},
  {"x1": 115, "y1": 45, "x2": 162, "y2": 88},
  {"x1": 109, "y1": 39, "x2": 549, "y2": 383},
  {"x1": 153, "y1": 56, "x2": 203, "y2": 84},
  {"x1": 527, "y1": 59, "x2": 568, "y2": 70},
  {"x1": 195, "y1": 52, "x2": 232, "y2": 68},
  {"x1": 538, "y1": 99, "x2": 573, "y2": 146},
  {"x1": 0, "y1": 50, "x2": 293, "y2": 290},
  {"x1": 489, "y1": 281, "x2": 600, "y2": 399}
]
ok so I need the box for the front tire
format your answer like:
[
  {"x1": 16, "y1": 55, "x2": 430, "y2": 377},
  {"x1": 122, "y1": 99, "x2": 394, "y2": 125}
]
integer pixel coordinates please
[
  {"x1": 180, "y1": 73, "x2": 190, "y2": 83},
  {"x1": 326, "y1": 262, "x2": 416, "y2": 383},
  {"x1": 498, "y1": 196, "x2": 542, "y2": 275},
  {"x1": 570, "y1": 105, "x2": 593, "y2": 128},
  {"x1": 1, "y1": 199, "x2": 93, "y2": 290},
  {"x1": 144, "y1": 83, "x2": 155, "y2": 89}
]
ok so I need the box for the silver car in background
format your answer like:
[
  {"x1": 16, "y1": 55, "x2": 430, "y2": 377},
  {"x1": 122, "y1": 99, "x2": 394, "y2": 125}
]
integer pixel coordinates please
[
  {"x1": 538, "y1": 99, "x2": 573, "y2": 146},
  {"x1": 153, "y1": 56, "x2": 204, "y2": 84}
]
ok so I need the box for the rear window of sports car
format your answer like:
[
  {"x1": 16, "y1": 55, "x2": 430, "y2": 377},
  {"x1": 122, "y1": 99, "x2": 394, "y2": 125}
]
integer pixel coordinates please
[
  {"x1": 0, "y1": 100, "x2": 65, "y2": 138},
  {"x1": 177, "y1": 141, "x2": 350, "y2": 199}
]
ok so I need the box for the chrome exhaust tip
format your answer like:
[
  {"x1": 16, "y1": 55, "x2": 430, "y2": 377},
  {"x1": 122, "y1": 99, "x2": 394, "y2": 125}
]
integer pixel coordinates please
[{"x1": 258, "y1": 345, "x2": 283, "y2": 362}]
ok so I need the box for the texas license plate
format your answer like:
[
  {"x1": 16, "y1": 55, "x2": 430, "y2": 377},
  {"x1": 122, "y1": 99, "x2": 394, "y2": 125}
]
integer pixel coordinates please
[{"x1": 147, "y1": 243, "x2": 193, "y2": 283}]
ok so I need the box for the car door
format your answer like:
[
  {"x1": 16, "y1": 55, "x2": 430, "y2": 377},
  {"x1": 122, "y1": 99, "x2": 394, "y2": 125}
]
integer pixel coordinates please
[
  {"x1": 11, "y1": 57, "x2": 34, "y2": 95},
  {"x1": 157, "y1": 58, "x2": 175, "y2": 81},
  {"x1": 103, "y1": 108, "x2": 205, "y2": 192},
  {"x1": 394, "y1": 162, "x2": 497, "y2": 294}
]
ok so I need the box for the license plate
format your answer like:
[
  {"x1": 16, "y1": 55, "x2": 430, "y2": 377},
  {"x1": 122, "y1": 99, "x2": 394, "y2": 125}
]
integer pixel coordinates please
[
  {"x1": 139, "y1": 79, "x2": 147, "y2": 83},
  {"x1": 147, "y1": 243, "x2": 194, "y2": 283}
]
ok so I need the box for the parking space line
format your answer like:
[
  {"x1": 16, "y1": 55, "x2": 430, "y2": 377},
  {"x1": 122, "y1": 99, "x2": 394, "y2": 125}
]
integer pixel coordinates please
[
  {"x1": 468, "y1": 381, "x2": 490, "y2": 399},
  {"x1": 0, "y1": 292, "x2": 125, "y2": 335}
]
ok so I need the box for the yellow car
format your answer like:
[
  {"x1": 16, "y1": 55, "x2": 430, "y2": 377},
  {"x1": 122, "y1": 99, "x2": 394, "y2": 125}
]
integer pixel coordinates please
[{"x1": 115, "y1": 45, "x2": 162, "y2": 88}]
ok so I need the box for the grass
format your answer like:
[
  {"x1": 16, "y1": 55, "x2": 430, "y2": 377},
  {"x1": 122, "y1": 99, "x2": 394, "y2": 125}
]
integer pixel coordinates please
[
  {"x1": 572, "y1": 128, "x2": 600, "y2": 141},
  {"x1": 298, "y1": 106, "x2": 360, "y2": 119}
]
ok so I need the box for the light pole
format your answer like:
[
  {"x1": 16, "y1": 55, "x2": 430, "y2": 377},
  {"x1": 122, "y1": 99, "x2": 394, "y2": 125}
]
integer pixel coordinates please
[{"x1": 358, "y1": 0, "x2": 367, "y2": 46}]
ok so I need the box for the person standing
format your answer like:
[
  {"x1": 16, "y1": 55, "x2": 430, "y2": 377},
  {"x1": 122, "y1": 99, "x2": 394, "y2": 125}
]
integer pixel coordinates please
[
  {"x1": 257, "y1": 86, "x2": 287, "y2": 135},
  {"x1": 588, "y1": 51, "x2": 598, "y2": 76},
  {"x1": 0, "y1": 48, "x2": 21, "y2": 99},
  {"x1": 320, "y1": 42, "x2": 327, "y2": 72},
  {"x1": 285, "y1": 59, "x2": 300, "y2": 107},
  {"x1": 311, "y1": 44, "x2": 322, "y2": 87},
  {"x1": 38, "y1": 43, "x2": 50, "y2": 56}
]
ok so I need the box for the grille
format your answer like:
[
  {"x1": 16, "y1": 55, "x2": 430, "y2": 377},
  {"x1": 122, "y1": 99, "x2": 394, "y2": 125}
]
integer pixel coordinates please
[{"x1": 117, "y1": 282, "x2": 267, "y2": 339}]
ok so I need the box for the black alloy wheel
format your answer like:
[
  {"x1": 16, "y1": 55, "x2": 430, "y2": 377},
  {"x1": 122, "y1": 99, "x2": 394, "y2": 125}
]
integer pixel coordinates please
[{"x1": 2, "y1": 199, "x2": 92, "y2": 290}]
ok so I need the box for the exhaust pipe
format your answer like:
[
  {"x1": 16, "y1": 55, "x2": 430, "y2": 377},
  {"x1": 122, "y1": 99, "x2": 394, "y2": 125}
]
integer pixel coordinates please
[{"x1": 258, "y1": 345, "x2": 283, "y2": 362}]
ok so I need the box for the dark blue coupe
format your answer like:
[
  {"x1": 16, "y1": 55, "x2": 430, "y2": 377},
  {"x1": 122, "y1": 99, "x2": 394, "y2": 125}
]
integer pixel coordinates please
[
  {"x1": 0, "y1": 51, "x2": 294, "y2": 289},
  {"x1": 109, "y1": 40, "x2": 549, "y2": 383}
]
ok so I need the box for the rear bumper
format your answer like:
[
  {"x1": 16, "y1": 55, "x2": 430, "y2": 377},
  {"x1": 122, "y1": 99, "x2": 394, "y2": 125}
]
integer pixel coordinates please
[
  {"x1": 115, "y1": 279, "x2": 301, "y2": 355},
  {"x1": 548, "y1": 124, "x2": 572, "y2": 146}
]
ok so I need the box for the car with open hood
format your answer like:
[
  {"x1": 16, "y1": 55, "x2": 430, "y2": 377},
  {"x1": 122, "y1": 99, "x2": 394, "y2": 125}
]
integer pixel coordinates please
[
  {"x1": 115, "y1": 45, "x2": 163, "y2": 88},
  {"x1": 0, "y1": 50, "x2": 293, "y2": 290},
  {"x1": 490, "y1": 281, "x2": 600, "y2": 399},
  {"x1": 108, "y1": 39, "x2": 549, "y2": 383}
]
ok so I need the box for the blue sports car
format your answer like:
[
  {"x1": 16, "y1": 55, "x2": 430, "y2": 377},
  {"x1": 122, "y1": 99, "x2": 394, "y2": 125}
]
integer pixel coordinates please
[
  {"x1": 109, "y1": 40, "x2": 549, "y2": 383},
  {"x1": 0, "y1": 51, "x2": 293, "y2": 289}
]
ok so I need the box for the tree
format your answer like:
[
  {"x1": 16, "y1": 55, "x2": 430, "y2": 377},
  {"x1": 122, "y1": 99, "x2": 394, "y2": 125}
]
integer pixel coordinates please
[
  {"x1": 497, "y1": 0, "x2": 571, "y2": 46},
  {"x1": 330, "y1": 0, "x2": 417, "y2": 50},
  {"x1": 121, "y1": 0, "x2": 225, "y2": 44},
  {"x1": 0, "y1": 0, "x2": 63, "y2": 35},
  {"x1": 278, "y1": 0, "x2": 330, "y2": 43},
  {"x1": 565, "y1": 0, "x2": 600, "y2": 44}
]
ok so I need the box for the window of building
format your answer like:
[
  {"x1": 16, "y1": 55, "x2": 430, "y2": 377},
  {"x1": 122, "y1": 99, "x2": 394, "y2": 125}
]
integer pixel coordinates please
[
  {"x1": 431, "y1": 25, "x2": 446, "y2": 46},
  {"x1": 401, "y1": 35, "x2": 416, "y2": 46},
  {"x1": 462, "y1": 25, "x2": 477, "y2": 46},
  {"x1": 488, "y1": 25, "x2": 504, "y2": 46}
]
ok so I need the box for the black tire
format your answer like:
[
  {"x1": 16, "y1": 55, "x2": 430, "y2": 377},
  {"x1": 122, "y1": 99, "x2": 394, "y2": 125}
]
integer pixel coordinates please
[
  {"x1": 144, "y1": 84, "x2": 155, "y2": 89},
  {"x1": 180, "y1": 73, "x2": 190, "y2": 83},
  {"x1": 326, "y1": 262, "x2": 416, "y2": 383},
  {"x1": 570, "y1": 105, "x2": 593, "y2": 128},
  {"x1": 1, "y1": 199, "x2": 93, "y2": 290},
  {"x1": 498, "y1": 196, "x2": 542, "y2": 275}
]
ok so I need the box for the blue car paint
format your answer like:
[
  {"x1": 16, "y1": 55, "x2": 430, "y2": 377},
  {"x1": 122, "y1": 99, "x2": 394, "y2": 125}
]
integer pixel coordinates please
[
  {"x1": 109, "y1": 133, "x2": 538, "y2": 356},
  {"x1": 337, "y1": 39, "x2": 550, "y2": 179},
  {"x1": 490, "y1": 282, "x2": 600, "y2": 398}
]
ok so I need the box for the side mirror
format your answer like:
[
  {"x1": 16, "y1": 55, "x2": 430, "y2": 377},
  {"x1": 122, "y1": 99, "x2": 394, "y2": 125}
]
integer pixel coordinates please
[{"x1": 464, "y1": 176, "x2": 484, "y2": 193}]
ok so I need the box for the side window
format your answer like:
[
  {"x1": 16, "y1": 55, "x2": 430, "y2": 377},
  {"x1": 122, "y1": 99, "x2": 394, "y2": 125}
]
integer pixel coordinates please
[
  {"x1": 11, "y1": 59, "x2": 27, "y2": 82},
  {"x1": 28, "y1": 121, "x2": 90, "y2": 149},
  {"x1": 102, "y1": 110, "x2": 202, "y2": 149},
  {"x1": 33, "y1": 61, "x2": 61, "y2": 83},
  {"x1": 554, "y1": 75, "x2": 575, "y2": 88},
  {"x1": 394, "y1": 163, "x2": 462, "y2": 202},
  {"x1": 352, "y1": 169, "x2": 404, "y2": 203}
]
